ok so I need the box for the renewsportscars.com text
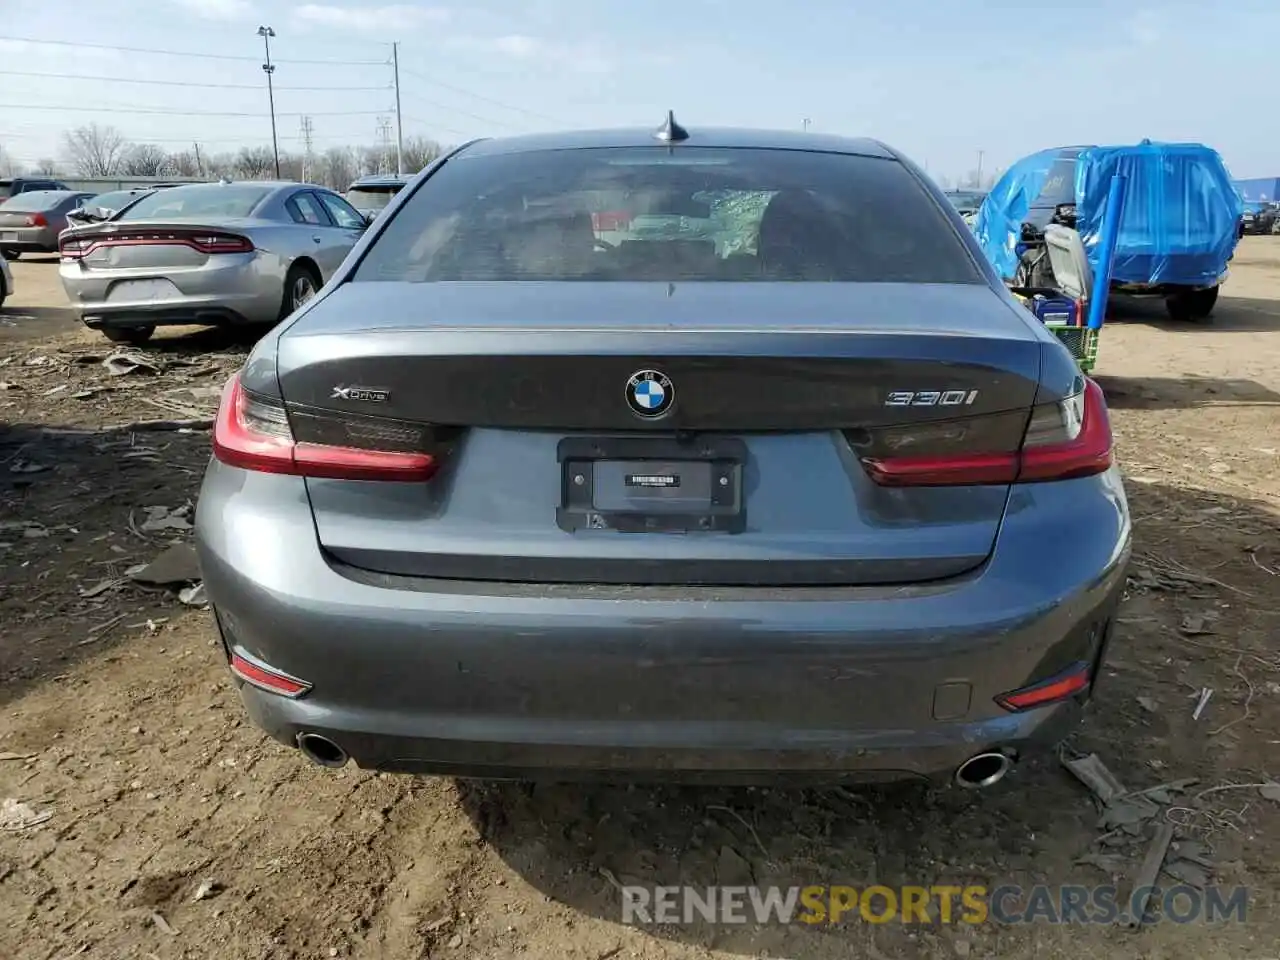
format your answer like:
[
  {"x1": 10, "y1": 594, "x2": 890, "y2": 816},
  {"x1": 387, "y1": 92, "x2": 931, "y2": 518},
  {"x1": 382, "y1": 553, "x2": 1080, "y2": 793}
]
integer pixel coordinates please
[{"x1": 620, "y1": 884, "x2": 1248, "y2": 926}]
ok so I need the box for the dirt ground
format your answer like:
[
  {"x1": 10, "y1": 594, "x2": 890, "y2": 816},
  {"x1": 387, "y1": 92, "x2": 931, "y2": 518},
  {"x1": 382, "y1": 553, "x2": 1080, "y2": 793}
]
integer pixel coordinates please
[{"x1": 2, "y1": 245, "x2": 1279, "y2": 960}]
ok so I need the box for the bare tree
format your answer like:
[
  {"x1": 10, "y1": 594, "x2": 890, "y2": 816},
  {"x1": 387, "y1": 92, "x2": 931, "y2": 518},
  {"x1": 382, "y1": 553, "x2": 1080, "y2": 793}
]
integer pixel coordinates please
[
  {"x1": 121, "y1": 143, "x2": 171, "y2": 177},
  {"x1": 168, "y1": 150, "x2": 201, "y2": 178},
  {"x1": 235, "y1": 146, "x2": 275, "y2": 179},
  {"x1": 402, "y1": 136, "x2": 443, "y2": 174},
  {"x1": 0, "y1": 144, "x2": 15, "y2": 177},
  {"x1": 322, "y1": 146, "x2": 357, "y2": 191},
  {"x1": 34, "y1": 158, "x2": 60, "y2": 175},
  {"x1": 63, "y1": 123, "x2": 129, "y2": 177},
  {"x1": 277, "y1": 152, "x2": 304, "y2": 183}
]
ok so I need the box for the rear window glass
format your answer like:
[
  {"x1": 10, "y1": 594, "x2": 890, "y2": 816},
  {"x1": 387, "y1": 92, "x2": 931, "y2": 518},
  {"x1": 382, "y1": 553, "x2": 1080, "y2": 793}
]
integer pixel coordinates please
[
  {"x1": 0, "y1": 191, "x2": 71, "y2": 211},
  {"x1": 0, "y1": 181, "x2": 13, "y2": 200},
  {"x1": 84, "y1": 190, "x2": 147, "y2": 211},
  {"x1": 346, "y1": 186, "x2": 402, "y2": 211},
  {"x1": 119, "y1": 184, "x2": 272, "y2": 220},
  {"x1": 354, "y1": 147, "x2": 981, "y2": 283}
]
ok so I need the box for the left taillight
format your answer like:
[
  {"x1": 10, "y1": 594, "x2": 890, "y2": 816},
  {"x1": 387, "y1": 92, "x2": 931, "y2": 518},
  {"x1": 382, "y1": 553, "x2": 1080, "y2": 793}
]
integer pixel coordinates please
[{"x1": 212, "y1": 373, "x2": 441, "y2": 482}]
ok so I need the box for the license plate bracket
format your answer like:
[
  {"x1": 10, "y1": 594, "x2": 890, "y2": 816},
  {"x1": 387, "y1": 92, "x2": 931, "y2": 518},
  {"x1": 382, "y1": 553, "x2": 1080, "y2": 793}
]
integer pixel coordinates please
[{"x1": 557, "y1": 436, "x2": 746, "y2": 534}]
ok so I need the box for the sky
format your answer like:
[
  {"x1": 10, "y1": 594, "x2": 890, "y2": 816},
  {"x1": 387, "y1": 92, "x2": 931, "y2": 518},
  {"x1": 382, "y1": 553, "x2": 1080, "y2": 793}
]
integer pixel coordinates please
[{"x1": 1, "y1": 0, "x2": 1277, "y2": 182}]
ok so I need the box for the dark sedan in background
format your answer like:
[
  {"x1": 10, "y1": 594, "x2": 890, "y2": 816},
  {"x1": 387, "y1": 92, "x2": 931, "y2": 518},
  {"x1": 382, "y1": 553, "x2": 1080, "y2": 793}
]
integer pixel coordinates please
[
  {"x1": 0, "y1": 190, "x2": 96, "y2": 260},
  {"x1": 344, "y1": 174, "x2": 410, "y2": 221}
]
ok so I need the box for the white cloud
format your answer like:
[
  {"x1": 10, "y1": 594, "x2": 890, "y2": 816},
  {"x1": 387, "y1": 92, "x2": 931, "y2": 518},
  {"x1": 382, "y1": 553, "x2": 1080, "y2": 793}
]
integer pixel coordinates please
[
  {"x1": 447, "y1": 34, "x2": 612, "y2": 74},
  {"x1": 293, "y1": 4, "x2": 449, "y2": 33},
  {"x1": 167, "y1": 0, "x2": 255, "y2": 20}
]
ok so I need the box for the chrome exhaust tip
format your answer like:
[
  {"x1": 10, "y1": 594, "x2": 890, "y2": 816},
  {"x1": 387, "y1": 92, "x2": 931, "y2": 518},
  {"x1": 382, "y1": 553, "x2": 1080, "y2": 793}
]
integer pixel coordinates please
[
  {"x1": 954, "y1": 751, "x2": 1012, "y2": 789},
  {"x1": 296, "y1": 732, "x2": 349, "y2": 768}
]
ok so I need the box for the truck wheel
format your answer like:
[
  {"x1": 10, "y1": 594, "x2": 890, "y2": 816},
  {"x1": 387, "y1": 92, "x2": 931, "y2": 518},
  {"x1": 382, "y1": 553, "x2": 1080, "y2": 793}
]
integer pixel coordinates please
[{"x1": 1164, "y1": 286, "x2": 1219, "y2": 322}]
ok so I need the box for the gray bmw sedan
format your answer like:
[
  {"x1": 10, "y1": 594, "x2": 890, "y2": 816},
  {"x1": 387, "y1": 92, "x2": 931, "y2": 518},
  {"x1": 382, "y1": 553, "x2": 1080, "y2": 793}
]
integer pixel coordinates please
[{"x1": 194, "y1": 119, "x2": 1130, "y2": 787}]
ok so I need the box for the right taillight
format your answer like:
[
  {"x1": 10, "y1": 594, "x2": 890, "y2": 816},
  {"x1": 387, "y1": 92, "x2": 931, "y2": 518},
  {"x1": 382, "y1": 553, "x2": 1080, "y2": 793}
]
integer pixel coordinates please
[
  {"x1": 212, "y1": 374, "x2": 441, "y2": 482},
  {"x1": 859, "y1": 378, "x2": 1112, "y2": 487}
]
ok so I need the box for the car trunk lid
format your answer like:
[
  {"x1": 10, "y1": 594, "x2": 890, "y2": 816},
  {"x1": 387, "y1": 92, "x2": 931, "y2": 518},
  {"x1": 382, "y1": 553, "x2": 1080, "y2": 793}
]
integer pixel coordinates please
[{"x1": 278, "y1": 281, "x2": 1043, "y2": 587}]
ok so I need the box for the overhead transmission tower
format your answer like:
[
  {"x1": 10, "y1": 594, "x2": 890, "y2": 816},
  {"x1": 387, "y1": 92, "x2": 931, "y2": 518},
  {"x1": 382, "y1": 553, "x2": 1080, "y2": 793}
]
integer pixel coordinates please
[
  {"x1": 375, "y1": 115, "x2": 392, "y2": 174},
  {"x1": 299, "y1": 115, "x2": 314, "y2": 183}
]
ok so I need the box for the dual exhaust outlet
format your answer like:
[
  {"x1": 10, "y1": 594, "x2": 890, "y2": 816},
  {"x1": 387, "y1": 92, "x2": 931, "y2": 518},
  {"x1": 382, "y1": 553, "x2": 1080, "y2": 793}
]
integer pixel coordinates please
[{"x1": 296, "y1": 731, "x2": 1014, "y2": 789}]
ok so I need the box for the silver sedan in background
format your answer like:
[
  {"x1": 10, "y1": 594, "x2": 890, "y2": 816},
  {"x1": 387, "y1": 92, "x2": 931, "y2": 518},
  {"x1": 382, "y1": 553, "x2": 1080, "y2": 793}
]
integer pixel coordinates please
[
  {"x1": 58, "y1": 181, "x2": 368, "y2": 344},
  {"x1": 1, "y1": 190, "x2": 96, "y2": 260}
]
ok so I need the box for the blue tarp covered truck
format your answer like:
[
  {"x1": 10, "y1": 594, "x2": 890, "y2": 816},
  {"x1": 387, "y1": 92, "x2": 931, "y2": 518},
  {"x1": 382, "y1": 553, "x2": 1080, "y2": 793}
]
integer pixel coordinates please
[{"x1": 974, "y1": 141, "x2": 1242, "y2": 321}]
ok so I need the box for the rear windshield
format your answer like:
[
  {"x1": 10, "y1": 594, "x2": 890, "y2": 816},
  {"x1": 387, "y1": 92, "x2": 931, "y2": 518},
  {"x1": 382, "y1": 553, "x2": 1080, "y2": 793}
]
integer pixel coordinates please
[
  {"x1": 0, "y1": 190, "x2": 73, "y2": 211},
  {"x1": 84, "y1": 190, "x2": 147, "y2": 212},
  {"x1": 346, "y1": 185, "x2": 403, "y2": 211},
  {"x1": 118, "y1": 184, "x2": 272, "y2": 220},
  {"x1": 354, "y1": 147, "x2": 981, "y2": 283},
  {"x1": 0, "y1": 181, "x2": 12, "y2": 201}
]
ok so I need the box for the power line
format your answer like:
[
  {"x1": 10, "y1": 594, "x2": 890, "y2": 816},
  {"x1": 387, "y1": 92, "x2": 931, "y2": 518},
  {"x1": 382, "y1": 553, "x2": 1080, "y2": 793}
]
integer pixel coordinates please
[
  {"x1": 0, "y1": 34, "x2": 387, "y2": 65},
  {"x1": 401, "y1": 90, "x2": 528, "y2": 132},
  {"x1": 0, "y1": 103, "x2": 388, "y2": 118},
  {"x1": 0, "y1": 68, "x2": 389, "y2": 92},
  {"x1": 402, "y1": 115, "x2": 471, "y2": 140},
  {"x1": 398, "y1": 65, "x2": 563, "y2": 126}
]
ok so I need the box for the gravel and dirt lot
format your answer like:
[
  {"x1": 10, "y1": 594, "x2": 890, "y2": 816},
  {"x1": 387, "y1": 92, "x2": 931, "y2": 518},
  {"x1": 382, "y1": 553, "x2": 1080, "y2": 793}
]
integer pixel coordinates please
[{"x1": 2, "y1": 245, "x2": 1279, "y2": 960}]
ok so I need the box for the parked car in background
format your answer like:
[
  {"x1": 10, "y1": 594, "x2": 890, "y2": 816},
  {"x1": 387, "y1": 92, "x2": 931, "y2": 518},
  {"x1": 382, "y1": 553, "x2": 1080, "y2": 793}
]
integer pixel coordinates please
[
  {"x1": 65, "y1": 188, "x2": 158, "y2": 228},
  {"x1": 944, "y1": 189, "x2": 987, "y2": 216},
  {"x1": 0, "y1": 176, "x2": 71, "y2": 201},
  {"x1": 1253, "y1": 202, "x2": 1280, "y2": 236},
  {"x1": 59, "y1": 180, "x2": 368, "y2": 344},
  {"x1": 344, "y1": 174, "x2": 410, "y2": 221},
  {"x1": 0, "y1": 247, "x2": 12, "y2": 309},
  {"x1": 0, "y1": 190, "x2": 96, "y2": 260},
  {"x1": 195, "y1": 122, "x2": 1129, "y2": 787},
  {"x1": 1240, "y1": 201, "x2": 1264, "y2": 236}
]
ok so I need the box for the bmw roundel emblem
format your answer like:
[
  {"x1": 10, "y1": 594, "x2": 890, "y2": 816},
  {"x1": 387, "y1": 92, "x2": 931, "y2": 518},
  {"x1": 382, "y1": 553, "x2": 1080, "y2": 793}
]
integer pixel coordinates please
[{"x1": 626, "y1": 369, "x2": 674, "y2": 418}]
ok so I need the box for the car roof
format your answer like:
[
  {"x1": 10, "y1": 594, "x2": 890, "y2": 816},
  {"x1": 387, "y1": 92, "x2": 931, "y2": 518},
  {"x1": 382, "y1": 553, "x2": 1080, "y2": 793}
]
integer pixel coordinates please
[
  {"x1": 349, "y1": 175, "x2": 410, "y2": 187},
  {"x1": 457, "y1": 126, "x2": 899, "y2": 160},
  {"x1": 1, "y1": 189, "x2": 85, "y2": 203}
]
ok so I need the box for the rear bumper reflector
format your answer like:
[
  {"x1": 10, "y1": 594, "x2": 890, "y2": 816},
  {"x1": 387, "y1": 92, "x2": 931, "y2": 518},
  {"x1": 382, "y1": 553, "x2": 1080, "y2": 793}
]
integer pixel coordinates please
[
  {"x1": 229, "y1": 648, "x2": 312, "y2": 699},
  {"x1": 995, "y1": 661, "x2": 1092, "y2": 712}
]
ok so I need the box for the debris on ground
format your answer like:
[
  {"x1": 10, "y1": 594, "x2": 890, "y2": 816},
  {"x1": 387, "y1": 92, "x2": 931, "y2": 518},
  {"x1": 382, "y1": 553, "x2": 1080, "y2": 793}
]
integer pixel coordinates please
[
  {"x1": 103, "y1": 351, "x2": 161, "y2": 377},
  {"x1": 192, "y1": 878, "x2": 222, "y2": 902},
  {"x1": 129, "y1": 544, "x2": 201, "y2": 586},
  {"x1": 150, "y1": 911, "x2": 179, "y2": 936},
  {"x1": 138, "y1": 504, "x2": 193, "y2": 534},
  {"x1": 1124, "y1": 823, "x2": 1175, "y2": 928},
  {"x1": 0, "y1": 797, "x2": 52, "y2": 831},
  {"x1": 1192, "y1": 688, "x2": 1214, "y2": 720}
]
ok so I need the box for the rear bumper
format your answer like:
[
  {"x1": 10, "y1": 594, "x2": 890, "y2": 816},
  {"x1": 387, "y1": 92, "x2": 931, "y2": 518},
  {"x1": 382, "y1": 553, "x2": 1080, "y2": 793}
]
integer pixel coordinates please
[
  {"x1": 59, "y1": 255, "x2": 281, "y2": 328},
  {"x1": 196, "y1": 464, "x2": 1131, "y2": 784},
  {"x1": 0, "y1": 228, "x2": 57, "y2": 252}
]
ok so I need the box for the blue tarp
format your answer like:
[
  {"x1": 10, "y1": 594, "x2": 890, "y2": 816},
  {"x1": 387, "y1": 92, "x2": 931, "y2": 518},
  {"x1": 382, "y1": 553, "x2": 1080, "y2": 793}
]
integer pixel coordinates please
[{"x1": 975, "y1": 142, "x2": 1242, "y2": 288}]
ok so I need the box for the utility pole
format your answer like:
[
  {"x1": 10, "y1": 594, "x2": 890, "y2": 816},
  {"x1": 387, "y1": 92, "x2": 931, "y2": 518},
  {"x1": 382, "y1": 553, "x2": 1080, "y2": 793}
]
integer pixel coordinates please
[
  {"x1": 300, "y1": 115, "x2": 314, "y2": 183},
  {"x1": 193, "y1": 141, "x2": 202, "y2": 179},
  {"x1": 392, "y1": 42, "x2": 404, "y2": 175},
  {"x1": 802, "y1": 118, "x2": 812, "y2": 132},
  {"x1": 976, "y1": 150, "x2": 985, "y2": 187},
  {"x1": 258, "y1": 25, "x2": 280, "y2": 178}
]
